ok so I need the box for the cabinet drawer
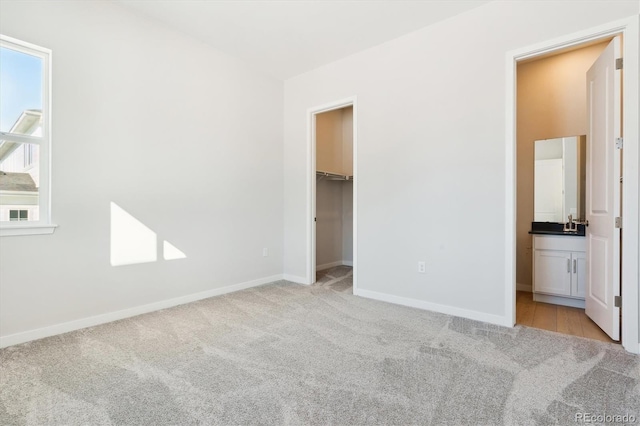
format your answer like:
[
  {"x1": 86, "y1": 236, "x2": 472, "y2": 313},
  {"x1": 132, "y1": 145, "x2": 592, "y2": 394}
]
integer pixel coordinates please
[{"x1": 533, "y1": 235, "x2": 585, "y2": 252}]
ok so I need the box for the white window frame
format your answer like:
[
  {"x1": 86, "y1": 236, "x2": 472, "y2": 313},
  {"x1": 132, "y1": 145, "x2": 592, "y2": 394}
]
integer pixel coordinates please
[{"x1": 0, "y1": 35, "x2": 56, "y2": 236}]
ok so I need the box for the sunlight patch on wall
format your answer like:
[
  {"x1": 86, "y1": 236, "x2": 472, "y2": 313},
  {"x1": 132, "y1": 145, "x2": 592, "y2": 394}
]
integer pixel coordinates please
[
  {"x1": 110, "y1": 202, "x2": 157, "y2": 266},
  {"x1": 110, "y1": 202, "x2": 188, "y2": 266},
  {"x1": 163, "y1": 240, "x2": 186, "y2": 260}
]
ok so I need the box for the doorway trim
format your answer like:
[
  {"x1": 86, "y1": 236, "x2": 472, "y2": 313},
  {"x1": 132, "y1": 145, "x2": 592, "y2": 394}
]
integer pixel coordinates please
[
  {"x1": 505, "y1": 16, "x2": 640, "y2": 353},
  {"x1": 306, "y1": 96, "x2": 358, "y2": 290}
]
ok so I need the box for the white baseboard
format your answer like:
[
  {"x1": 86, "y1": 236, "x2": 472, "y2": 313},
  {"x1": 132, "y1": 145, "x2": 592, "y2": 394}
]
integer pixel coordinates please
[
  {"x1": 282, "y1": 274, "x2": 308, "y2": 285},
  {"x1": 317, "y1": 261, "x2": 343, "y2": 271},
  {"x1": 317, "y1": 260, "x2": 353, "y2": 271},
  {"x1": 516, "y1": 283, "x2": 532, "y2": 292},
  {"x1": 354, "y1": 288, "x2": 511, "y2": 327},
  {"x1": 533, "y1": 293, "x2": 585, "y2": 309},
  {"x1": 0, "y1": 274, "x2": 283, "y2": 349}
]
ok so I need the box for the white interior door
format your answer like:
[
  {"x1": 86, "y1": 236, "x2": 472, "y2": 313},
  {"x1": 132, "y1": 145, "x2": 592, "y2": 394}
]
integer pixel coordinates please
[{"x1": 585, "y1": 36, "x2": 621, "y2": 341}]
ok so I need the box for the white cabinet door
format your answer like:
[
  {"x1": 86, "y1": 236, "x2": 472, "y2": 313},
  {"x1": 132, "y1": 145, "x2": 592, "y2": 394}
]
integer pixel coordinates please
[
  {"x1": 572, "y1": 252, "x2": 587, "y2": 298},
  {"x1": 534, "y1": 250, "x2": 572, "y2": 296}
]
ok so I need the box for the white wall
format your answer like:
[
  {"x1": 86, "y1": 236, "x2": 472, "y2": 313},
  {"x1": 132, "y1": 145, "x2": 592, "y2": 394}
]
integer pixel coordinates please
[
  {"x1": 315, "y1": 180, "x2": 353, "y2": 269},
  {"x1": 316, "y1": 177, "x2": 343, "y2": 267},
  {"x1": 283, "y1": 0, "x2": 639, "y2": 323},
  {"x1": 0, "y1": 0, "x2": 284, "y2": 342}
]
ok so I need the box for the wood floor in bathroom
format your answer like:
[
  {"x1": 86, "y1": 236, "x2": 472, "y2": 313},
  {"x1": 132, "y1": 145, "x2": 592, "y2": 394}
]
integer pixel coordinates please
[{"x1": 516, "y1": 291, "x2": 614, "y2": 343}]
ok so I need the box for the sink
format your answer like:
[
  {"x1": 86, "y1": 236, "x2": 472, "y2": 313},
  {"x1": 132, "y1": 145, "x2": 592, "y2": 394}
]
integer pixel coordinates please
[{"x1": 529, "y1": 221, "x2": 585, "y2": 236}]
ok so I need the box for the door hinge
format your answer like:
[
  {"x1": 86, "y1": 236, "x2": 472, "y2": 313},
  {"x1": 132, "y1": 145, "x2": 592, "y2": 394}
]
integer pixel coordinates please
[
  {"x1": 615, "y1": 138, "x2": 623, "y2": 149},
  {"x1": 616, "y1": 58, "x2": 623, "y2": 70},
  {"x1": 614, "y1": 295, "x2": 621, "y2": 308},
  {"x1": 615, "y1": 217, "x2": 622, "y2": 228}
]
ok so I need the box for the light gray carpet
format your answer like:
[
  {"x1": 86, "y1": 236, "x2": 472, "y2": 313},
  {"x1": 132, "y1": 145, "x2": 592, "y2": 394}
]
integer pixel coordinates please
[{"x1": 1, "y1": 267, "x2": 638, "y2": 425}]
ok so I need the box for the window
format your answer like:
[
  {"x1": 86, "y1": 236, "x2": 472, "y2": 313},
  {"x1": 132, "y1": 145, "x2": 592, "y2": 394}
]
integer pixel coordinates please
[
  {"x1": 9, "y1": 209, "x2": 28, "y2": 221},
  {"x1": 0, "y1": 35, "x2": 54, "y2": 236}
]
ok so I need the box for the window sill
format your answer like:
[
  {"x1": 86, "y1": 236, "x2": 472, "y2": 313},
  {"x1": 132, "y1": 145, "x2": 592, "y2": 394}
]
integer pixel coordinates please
[{"x1": 0, "y1": 224, "x2": 58, "y2": 237}]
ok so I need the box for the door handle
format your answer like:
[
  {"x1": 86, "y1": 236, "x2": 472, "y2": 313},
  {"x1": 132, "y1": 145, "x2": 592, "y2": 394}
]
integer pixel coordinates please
[
  {"x1": 567, "y1": 259, "x2": 571, "y2": 273},
  {"x1": 573, "y1": 259, "x2": 577, "y2": 273}
]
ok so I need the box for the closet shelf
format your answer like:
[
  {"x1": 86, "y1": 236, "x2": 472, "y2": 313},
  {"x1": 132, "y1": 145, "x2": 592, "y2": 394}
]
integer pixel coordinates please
[{"x1": 316, "y1": 170, "x2": 353, "y2": 181}]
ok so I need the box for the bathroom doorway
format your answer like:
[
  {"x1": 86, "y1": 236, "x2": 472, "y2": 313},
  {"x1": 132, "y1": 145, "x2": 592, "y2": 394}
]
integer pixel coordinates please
[
  {"x1": 515, "y1": 41, "x2": 614, "y2": 342},
  {"x1": 505, "y1": 17, "x2": 640, "y2": 353}
]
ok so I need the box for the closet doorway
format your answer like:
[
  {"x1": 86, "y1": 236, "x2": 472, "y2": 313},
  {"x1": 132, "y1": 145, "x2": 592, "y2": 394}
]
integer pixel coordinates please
[{"x1": 308, "y1": 97, "x2": 357, "y2": 293}]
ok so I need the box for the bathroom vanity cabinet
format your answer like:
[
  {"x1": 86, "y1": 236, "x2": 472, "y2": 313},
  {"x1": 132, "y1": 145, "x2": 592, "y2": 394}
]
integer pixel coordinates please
[{"x1": 532, "y1": 234, "x2": 586, "y2": 308}]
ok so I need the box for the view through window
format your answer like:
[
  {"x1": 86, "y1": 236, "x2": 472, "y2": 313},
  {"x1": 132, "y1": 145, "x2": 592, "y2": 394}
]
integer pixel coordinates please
[{"x1": 0, "y1": 36, "x2": 49, "y2": 226}]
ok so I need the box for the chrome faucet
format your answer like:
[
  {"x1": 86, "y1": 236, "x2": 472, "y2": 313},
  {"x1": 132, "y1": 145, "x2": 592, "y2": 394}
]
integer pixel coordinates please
[{"x1": 564, "y1": 214, "x2": 577, "y2": 232}]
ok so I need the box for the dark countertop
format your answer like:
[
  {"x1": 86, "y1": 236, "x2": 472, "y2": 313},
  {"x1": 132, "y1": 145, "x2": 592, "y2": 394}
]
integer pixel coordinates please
[
  {"x1": 529, "y1": 230, "x2": 585, "y2": 236},
  {"x1": 529, "y1": 221, "x2": 586, "y2": 237}
]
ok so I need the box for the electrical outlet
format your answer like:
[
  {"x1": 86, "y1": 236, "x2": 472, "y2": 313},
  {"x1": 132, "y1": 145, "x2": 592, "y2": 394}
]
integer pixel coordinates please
[
  {"x1": 418, "y1": 261, "x2": 426, "y2": 273},
  {"x1": 263, "y1": 248, "x2": 268, "y2": 257}
]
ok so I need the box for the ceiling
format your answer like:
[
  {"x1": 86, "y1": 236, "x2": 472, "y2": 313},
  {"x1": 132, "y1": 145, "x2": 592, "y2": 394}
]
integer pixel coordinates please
[{"x1": 116, "y1": 0, "x2": 491, "y2": 80}]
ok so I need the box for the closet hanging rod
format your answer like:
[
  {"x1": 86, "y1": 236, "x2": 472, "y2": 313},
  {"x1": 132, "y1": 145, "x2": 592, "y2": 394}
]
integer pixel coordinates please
[{"x1": 316, "y1": 171, "x2": 353, "y2": 181}]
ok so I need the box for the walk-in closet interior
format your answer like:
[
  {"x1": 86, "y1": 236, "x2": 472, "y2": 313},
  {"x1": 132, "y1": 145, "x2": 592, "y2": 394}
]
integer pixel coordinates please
[{"x1": 315, "y1": 106, "x2": 353, "y2": 288}]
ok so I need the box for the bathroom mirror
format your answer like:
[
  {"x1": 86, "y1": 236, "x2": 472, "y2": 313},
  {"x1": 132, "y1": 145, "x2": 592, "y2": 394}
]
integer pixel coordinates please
[{"x1": 534, "y1": 135, "x2": 586, "y2": 223}]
